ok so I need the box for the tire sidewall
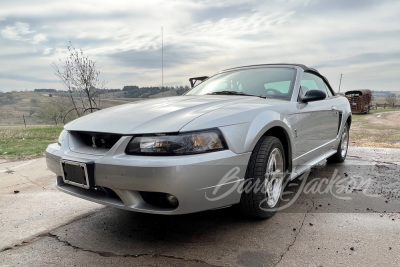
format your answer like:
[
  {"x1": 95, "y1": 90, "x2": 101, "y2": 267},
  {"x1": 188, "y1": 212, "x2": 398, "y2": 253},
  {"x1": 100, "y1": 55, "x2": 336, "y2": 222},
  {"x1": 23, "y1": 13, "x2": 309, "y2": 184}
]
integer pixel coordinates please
[
  {"x1": 240, "y1": 136, "x2": 286, "y2": 218},
  {"x1": 339, "y1": 124, "x2": 349, "y2": 161}
]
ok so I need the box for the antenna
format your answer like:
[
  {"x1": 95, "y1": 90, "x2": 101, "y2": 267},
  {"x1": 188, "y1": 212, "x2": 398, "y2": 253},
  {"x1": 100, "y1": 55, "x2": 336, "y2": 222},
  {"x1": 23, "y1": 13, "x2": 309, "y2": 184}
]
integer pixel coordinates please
[
  {"x1": 338, "y1": 73, "x2": 343, "y2": 93},
  {"x1": 161, "y1": 27, "x2": 164, "y2": 97}
]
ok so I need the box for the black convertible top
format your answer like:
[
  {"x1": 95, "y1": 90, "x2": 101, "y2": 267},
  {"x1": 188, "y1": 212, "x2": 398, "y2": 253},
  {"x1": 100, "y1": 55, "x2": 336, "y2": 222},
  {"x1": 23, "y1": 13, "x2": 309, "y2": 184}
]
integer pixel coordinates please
[{"x1": 222, "y1": 63, "x2": 319, "y2": 73}]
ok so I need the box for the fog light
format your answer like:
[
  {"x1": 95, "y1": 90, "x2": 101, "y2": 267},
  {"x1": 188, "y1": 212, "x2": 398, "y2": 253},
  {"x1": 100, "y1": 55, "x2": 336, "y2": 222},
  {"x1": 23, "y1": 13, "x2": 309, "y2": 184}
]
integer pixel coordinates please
[{"x1": 166, "y1": 194, "x2": 179, "y2": 208}]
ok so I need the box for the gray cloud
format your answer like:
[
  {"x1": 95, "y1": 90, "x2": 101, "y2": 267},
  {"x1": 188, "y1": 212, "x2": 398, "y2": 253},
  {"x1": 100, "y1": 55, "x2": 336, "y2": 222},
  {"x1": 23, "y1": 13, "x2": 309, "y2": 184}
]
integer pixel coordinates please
[
  {"x1": 110, "y1": 43, "x2": 215, "y2": 69},
  {"x1": 191, "y1": 3, "x2": 253, "y2": 22},
  {"x1": 0, "y1": 0, "x2": 399, "y2": 91},
  {"x1": 1, "y1": 21, "x2": 47, "y2": 44},
  {"x1": 313, "y1": 52, "x2": 400, "y2": 69},
  {"x1": 0, "y1": 72, "x2": 58, "y2": 83},
  {"x1": 297, "y1": 0, "x2": 392, "y2": 13}
]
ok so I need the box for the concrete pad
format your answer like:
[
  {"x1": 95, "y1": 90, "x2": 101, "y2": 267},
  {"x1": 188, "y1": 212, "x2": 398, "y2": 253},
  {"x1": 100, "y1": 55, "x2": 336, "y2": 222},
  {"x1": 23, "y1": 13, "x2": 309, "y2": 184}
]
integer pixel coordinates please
[
  {"x1": 0, "y1": 236, "x2": 205, "y2": 267},
  {"x1": 48, "y1": 203, "x2": 311, "y2": 266},
  {"x1": 276, "y1": 213, "x2": 400, "y2": 267},
  {"x1": 0, "y1": 147, "x2": 400, "y2": 266},
  {"x1": 0, "y1": 158, "x2": 103, "y2": 250}
]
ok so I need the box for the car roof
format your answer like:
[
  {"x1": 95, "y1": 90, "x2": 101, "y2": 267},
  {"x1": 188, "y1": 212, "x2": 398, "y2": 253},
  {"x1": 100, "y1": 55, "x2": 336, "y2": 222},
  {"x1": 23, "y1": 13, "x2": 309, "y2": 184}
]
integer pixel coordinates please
[
  {"x1": 221, "y1": 63, "x2": 319, "y2": 73},
  {"x1": 345, "y1": 89, "x2": 371, "y2": 95}
]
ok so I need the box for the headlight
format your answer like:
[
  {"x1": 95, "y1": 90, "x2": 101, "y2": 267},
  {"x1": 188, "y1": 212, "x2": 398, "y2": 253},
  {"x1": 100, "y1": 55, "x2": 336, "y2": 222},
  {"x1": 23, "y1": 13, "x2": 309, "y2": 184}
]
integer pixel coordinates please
[
  {"x1": 58, "y1": 130, "x2": 67, "y2": 146},
  {"x1": 125, "y1": 129, "x2": 227, "y2": 155}
]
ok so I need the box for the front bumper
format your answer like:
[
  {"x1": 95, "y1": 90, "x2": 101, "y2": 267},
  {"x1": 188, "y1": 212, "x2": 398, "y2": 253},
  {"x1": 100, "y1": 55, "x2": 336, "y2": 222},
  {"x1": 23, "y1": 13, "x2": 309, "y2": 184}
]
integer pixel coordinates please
[{"x1": 46, "y1": 136, "x2": 250, "y2": 215}]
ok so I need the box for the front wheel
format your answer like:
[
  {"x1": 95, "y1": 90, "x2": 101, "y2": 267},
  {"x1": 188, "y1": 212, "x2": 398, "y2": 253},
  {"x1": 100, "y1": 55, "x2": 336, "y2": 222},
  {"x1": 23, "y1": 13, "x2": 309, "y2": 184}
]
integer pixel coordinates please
[
  {"x1": 239, "y1": 136, "x2": 286, "y2": 219},
  {"x1": 327, "y1": 123, "x2": 349, "y2": 163}
]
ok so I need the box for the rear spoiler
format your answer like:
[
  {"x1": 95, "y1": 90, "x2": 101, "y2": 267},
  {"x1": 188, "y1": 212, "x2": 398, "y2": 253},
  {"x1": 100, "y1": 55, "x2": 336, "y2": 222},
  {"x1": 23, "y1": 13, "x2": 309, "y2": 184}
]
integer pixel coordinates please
[{"x1": 189, "y1": 76, "x2": 208, "y2": 88}]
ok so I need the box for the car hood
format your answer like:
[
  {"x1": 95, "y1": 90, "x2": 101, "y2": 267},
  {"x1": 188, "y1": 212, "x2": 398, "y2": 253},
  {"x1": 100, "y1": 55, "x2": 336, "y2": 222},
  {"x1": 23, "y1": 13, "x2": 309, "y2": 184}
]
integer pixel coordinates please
[{"x1": 65, "y1": 95, "x2": 287, "y2": 134}]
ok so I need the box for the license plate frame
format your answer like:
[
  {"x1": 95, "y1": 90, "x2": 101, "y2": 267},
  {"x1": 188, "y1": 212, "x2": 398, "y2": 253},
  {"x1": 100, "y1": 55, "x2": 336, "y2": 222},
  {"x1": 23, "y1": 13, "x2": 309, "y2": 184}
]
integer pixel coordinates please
[{"x1": 60, "y1": 160, "x2": 90, "y2": 189}]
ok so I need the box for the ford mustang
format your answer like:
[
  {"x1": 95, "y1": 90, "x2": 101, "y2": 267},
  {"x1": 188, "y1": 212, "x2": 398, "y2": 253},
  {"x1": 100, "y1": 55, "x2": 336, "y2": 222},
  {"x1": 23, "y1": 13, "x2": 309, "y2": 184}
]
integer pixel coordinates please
[{"x1": 46, "y1": 64, "x2": 351, "y2": 218}]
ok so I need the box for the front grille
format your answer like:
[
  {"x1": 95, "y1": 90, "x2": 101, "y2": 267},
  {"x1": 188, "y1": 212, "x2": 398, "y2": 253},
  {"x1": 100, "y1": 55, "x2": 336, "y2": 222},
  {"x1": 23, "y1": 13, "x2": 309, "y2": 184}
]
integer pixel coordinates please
[{"x1": 70, "y1": 131, "x2": 123, "y2": 149}]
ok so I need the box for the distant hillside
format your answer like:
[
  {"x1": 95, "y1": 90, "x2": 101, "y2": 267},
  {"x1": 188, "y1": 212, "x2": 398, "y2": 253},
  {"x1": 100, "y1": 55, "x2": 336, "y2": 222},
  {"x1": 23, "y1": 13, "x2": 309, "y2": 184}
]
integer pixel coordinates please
[
  {"x1": 372, "y1": 91, "x2": 400, "y2": 97},
  {"x1": 34, "y1": 89, "x2": 57, "y2": 93},
  {"x1": 149, "y1": 87, "x2": 186, "y2": 98},
  {"x1": 122, "y1": 85, "x2": 190, "y2": 98},
  {"x1": 0, "y1": 86, "x2": 191, "y2": 127}
]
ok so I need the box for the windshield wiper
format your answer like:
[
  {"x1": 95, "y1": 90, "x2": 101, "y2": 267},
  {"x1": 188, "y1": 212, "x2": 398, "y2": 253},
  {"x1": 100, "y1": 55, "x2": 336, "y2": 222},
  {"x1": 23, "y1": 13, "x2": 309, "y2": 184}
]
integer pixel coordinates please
[{"x1": 206, "y1": 91, "x2": 266, "y2": 99}]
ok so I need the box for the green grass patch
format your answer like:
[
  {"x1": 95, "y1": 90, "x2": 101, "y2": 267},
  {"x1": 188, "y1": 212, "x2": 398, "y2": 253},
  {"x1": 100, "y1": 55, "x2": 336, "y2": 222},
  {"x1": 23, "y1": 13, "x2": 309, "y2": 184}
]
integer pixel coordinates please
[
  {"x1": 0, "y1": 127, "x2": 62, "y2": 159},
  {"x1": 369, "y1": 107, "x2": 400, "y2": 114},
  {"x1": 366, "y1": 125, "x2": 400, "y2": 131},
  {"x1": 350, "y1": 114, "x2": 367, "y2": 123}
]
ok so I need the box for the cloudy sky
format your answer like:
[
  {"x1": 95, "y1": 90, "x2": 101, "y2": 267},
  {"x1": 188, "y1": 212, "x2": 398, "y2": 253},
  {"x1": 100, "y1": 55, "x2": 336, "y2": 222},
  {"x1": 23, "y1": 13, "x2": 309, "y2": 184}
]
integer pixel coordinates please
[{"x1": 0, "y1": 0, "x2": 399, "y2": 92}]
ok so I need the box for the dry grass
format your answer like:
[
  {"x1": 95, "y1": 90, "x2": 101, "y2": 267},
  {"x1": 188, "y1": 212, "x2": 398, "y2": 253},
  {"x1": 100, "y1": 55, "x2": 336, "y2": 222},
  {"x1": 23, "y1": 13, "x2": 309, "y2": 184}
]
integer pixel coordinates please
[
  {"x1": 350, "y1": 111, "x2": 400, "y2": 148},
  {"x1": 0, "y1": 91, "x2": 138, "y2": 127},
  {"x1": 0, "y1": 92, "x2": 52, "y2": 126}
]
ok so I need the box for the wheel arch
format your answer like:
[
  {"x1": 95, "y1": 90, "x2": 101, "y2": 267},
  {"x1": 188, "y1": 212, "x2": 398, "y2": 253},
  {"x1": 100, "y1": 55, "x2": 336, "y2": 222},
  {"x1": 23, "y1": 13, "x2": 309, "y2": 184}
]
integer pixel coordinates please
[
  {"x1": 262, "y1": 126, "x2": 292, "y2": 173},
  {"x1": 346, "y1": 114, "x2": 352, "y2": 128},
  {"x1": 243, "y1": 124, "x2": 293, "y2": 174}
]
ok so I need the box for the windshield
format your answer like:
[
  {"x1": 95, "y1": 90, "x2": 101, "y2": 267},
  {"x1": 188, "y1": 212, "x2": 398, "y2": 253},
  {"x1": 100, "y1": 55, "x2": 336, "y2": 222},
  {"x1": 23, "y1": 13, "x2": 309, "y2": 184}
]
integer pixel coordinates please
[{"x1": 186, "y1": 67, "x2": 296, "y2": 101}]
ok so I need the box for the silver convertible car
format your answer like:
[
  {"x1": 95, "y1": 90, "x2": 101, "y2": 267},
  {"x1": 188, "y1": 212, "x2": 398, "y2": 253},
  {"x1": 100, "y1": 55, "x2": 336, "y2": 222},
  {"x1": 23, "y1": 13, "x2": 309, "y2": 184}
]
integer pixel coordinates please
[{"x1": 46, "y1": 64, "x2": 351, "y2": 218}]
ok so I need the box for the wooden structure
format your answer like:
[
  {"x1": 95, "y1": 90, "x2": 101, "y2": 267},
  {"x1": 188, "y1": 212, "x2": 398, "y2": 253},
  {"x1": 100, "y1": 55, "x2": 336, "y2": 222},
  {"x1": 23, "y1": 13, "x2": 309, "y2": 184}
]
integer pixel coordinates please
[{"x1": 345, "y1": 89, "x2": 372, "y2": 114}]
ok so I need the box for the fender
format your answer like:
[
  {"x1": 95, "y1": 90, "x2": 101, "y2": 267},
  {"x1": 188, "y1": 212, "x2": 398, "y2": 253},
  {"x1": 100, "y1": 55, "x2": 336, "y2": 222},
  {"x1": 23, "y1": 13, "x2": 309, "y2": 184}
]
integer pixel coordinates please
[{"x1": 219, "y1": 111, "x2": 295, "y2": 155}]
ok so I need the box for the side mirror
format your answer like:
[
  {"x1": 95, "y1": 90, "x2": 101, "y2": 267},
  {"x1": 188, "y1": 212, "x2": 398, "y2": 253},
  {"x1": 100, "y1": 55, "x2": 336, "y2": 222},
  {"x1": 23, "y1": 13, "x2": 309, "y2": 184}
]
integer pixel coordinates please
[{"x1": 300, "y1": 89, "x2": 326, "y2": 103}]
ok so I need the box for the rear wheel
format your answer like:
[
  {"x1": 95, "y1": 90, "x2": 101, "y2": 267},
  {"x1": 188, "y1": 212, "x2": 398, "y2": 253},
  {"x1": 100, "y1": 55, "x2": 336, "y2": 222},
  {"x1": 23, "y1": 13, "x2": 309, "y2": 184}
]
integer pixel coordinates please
[
  {"x1": 239, "y1": 136, "x2": 286, "y2": 219},
  {"x1": 327, "y1": 123, "x2": 349, "y2": 163}
]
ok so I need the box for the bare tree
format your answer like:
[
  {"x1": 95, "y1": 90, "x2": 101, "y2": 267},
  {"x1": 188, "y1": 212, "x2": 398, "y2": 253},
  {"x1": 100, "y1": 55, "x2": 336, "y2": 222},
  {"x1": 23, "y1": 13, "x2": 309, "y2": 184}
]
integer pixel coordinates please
[
  {"x1": 38, "y1": 96, "x2": 78, "y2": 125},
  {"x1": 29, "y1": 108, "x2": 35, "y2": 117},
  {"x1": 385, "y1": 93, "x2": 397, "y2": 106},
  {"x1": 52, "y1": 42, "x2": 106, "y2": 116}
]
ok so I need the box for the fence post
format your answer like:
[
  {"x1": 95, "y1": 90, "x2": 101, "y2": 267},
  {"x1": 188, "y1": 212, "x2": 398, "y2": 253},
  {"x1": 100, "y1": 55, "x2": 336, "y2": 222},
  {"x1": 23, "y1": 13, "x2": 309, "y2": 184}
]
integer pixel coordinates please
[
  {"x1": 22, "y1": 115, "x2": 26, "y2": 128},
  {"x1": 53, "y1": 114, "x2": 58, "y2": 126},
  {"x1": 384, "y1": 103, "x2": 386, "y2": 109}
]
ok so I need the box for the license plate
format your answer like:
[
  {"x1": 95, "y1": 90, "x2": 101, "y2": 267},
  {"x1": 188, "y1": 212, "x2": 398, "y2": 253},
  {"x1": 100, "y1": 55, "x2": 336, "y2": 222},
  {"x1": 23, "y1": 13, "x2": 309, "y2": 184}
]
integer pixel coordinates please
[{"x1": 60, "y1": 160, "x2": 90, "y2": 189}]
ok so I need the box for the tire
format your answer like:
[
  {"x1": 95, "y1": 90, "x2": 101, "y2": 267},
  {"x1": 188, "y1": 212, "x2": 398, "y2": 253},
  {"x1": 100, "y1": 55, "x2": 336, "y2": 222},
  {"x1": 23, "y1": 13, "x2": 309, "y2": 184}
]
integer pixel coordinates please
[
  {"x1": 239, "y1": 136, "x2": 286, "y2": 219},
  {"x1": 327, "y1": 123, "x2": 349, "y2": 163}
]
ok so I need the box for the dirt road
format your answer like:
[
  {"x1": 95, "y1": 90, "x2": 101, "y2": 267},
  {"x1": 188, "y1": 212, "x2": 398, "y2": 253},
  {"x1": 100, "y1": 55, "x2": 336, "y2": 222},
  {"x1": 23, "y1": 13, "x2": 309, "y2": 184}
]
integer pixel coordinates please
[
  {"x1": 350, "y1": 111, "x2": 400, "y2": 148},
  {"x1": 365, "y1": 111, "x2": 400, "y2": 127}
]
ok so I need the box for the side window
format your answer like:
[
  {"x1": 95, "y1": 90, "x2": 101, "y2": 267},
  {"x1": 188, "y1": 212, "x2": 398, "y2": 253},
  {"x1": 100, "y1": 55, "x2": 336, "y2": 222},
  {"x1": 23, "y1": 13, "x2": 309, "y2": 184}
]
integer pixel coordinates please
[
  {"x1": 323, "y1": 83, "x2": 333, "y2": 97},
  {"x1": 300, "y1": 73, "x2": 332, "y2": 98}
]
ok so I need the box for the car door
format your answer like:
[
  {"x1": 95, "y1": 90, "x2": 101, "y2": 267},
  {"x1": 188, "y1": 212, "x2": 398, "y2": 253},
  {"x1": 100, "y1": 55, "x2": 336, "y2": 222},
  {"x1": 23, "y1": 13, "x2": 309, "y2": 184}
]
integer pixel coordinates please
[{"x1": 294, "y1": 72, "x2": 339, "y2": 166}]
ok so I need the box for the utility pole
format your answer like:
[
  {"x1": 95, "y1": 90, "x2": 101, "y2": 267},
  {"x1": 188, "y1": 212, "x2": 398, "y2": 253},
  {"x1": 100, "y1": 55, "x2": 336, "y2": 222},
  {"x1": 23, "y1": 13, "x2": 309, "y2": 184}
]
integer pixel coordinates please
[
  {"x1": 162, "y1": 26, "x2": 163, "y2": 88},
  {"x1": 338, "y1": 73, "x2": 343, "y2": 93}
]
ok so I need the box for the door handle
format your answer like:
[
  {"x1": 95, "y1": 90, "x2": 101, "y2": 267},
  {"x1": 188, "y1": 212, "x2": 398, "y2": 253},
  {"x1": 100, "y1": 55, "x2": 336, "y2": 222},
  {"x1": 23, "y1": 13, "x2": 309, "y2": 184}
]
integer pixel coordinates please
[{"x1": 331, "y1": 106, "x2": 338, "y2": 111}]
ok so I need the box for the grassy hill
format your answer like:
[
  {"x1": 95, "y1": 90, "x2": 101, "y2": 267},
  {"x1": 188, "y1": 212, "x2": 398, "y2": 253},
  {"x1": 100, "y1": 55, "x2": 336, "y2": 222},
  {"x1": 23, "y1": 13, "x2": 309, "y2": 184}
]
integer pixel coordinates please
[
  {"x1": 148, "y1": 87, "x2": 184, "y2": 98},
  {"x1": 0, "y1": 91, "x2": 138, "y2": 127},
  {"x1": 0, "y1": 91, "x2": 51, "y2": 126},
  {"x1": 0, "y1": 87, "x2": 191, "y2": 128}
]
